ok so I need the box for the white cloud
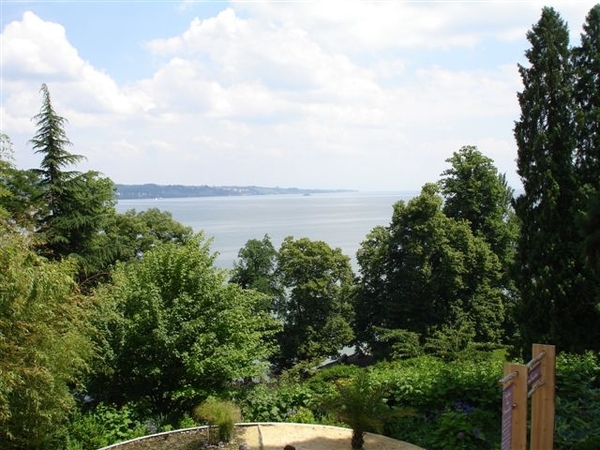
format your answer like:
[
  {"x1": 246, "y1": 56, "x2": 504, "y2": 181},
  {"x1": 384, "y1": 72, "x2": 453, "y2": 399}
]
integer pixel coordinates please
[
  {"x1": 2, "y1": 2, "x2": 597, "y2": 190},
  {"x1": 1, "y1": 11, "x2": 153, "y2": 129},
  {"x1": 236, "y1": 1, "x2": 522, "y2": 53},
  {"x1": 1, "y1": 11, "x2": 81, "y2": 80}
]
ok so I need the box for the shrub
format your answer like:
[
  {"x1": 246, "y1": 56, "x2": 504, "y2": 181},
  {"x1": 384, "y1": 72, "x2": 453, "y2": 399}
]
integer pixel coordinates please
[
  {"x1": 319, "y1": 370, "x2": 413, "y2": 449},
  {"x1": 240, "y1": 382, "x2": 314, "y2": 423},
  {"x1": 193, "y1": 397, "x2": 241, "y2": 443},
  {"x1": 62, "y1": 404, "x2": 147, "y2": 450},
  {"x1": 555, "y1": 352, "x2": 600, "y2": 449}
]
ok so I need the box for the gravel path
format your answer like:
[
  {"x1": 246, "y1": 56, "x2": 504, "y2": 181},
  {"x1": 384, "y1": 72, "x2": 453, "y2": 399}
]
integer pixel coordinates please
[{"x1": 235, "y1": 423, "x2": 424, "y2": 450}]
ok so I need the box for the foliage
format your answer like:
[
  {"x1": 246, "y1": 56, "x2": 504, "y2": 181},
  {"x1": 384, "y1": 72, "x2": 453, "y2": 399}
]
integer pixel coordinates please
[
  {"x1": 193, "y1": 397, "x2": 241, "y2": 443},
  {"x1": 104, "y1": 207, "x2": 193, "y2": 263},
  {"x1": 573, "y1": 5, "x2": 600, "y2": 310},
  {"x1": 554, "y1": 352, "x2": 600, "y2": 449},
  {"x1": 29, "y1": 83, "x2": 84, "y2": 252},
  {"x1": 242, "y1": 354, "x2": 504, "y2": 449},
  {"x1": 318, "y1": 369, "x2": 409, "y2": 449},
  {"x1": 0, "y1": 231, "x2": 95, "y2": 449},
  {"x1": 580, "y1": 191, "x2": 600, "y2": 271},
  {"x1": 93, "y1": 235, "x2": 281, "y2": 413},
  {"x1": 0, "y1": 134, "x2": 15, "y2": 221},
  {"x1": 274, "y1": 236, "x2": 355, "y2": 370},
  {"x1": 356, "y1": 183, "x2": 506, "y2": 360},
  {"x1": 27, "y1": 84, "x2": 118, "y2": 282},
  {"x1": 61, "y1": 403, "x2": 148, "y2": 450},
  {"x1": 439, "y1": 145, "x2": 519, "y2": 338},
  {"x1": 513, "y1": 6, "x2": 600, "y2": 355},
  {"x1": 286, "y1": 406, "x2": 316, "y2": 424},
  {"x1": 0, "y1": 134, "x2": 41, "y2": 229},
  {"x1": 572, "y1": 5, "x2": 600, "y2": 191},
  {"x1": 424, "y1": 407, "x2": 495, "y2": 450},
  {"x1": 29, "y1": 83, "x2": 85, "y2": 207},
  {"x1": 56, "y1": 171, "x2": 118, "y2": 280},
  {"x1": 439, "y1": 145, "x2": 518, "y2": 264},
  {"x1": 239, "y1": 381, "x2": 316, "y2": 423},
  {"x1": 231, "y1": 234, "x2": 278, "y2": 293},
  {"x1": 382, "y1": 329, "x2": 424, "y2": 360}
]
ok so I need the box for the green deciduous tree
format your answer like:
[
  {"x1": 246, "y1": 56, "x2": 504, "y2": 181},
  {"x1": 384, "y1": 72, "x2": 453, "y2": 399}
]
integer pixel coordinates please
[
  {"x1": 275, "y1": 237, "x2": 355, "y2": 370},
  {"x1": 513, "y1": 7, "x2": 600, "y2": 354},
  {"x1": 0, "y1": 134, "x2": 13, "y2": 194},
  {"x1": 0, "y1": 134, "x2": 40, "y2": 229},
  {"x1": 104, "y1": 207, "x2": 194, "y2": 263},
  {"x1": 0, "y1": 232, "x2": 94, "y2": 449},
  {"x1": 0, "y1": 134, "x2": 15, "y2": 223},
  {"x1": 231, "y1": 234, "x2": 280, "y2": 299},
  {"x1": 439, "y1": 145, "x2": 518, "y2": 264},
  {"x1": 439, "y1": 145, "x2": 519, "y2": 340},
  {"x1": 94, "y1": 234, "x2": 280, "y2": 413},
  {"x1": 356, "y1": 184, "x2": 505, "y2": 360}
]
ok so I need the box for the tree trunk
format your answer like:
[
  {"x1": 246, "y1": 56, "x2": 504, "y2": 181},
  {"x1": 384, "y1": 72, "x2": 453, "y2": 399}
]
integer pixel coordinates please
[{"x1": 351, "y1": 429, "x2": 365, "y2": 449}]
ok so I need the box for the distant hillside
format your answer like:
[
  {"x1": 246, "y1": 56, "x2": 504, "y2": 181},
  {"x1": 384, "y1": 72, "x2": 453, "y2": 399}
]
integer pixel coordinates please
[{"x1": 115, "y1": 184, "x2": 353, "y2": 200}]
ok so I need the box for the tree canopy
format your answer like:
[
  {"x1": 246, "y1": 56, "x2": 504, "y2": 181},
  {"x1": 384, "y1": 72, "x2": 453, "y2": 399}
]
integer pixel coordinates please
[
  {"x1": 231, "y1": 233, "x2": 280, "y2": 298},
  {"x1": 356, "y1": 183, "x2": 506, "y2": 359},
  {"x1": 93, "y1": 234, "x2": 280, "y2": 412},
  {"x1": 513, "y1": 6, "x2": 600, "y2": 355},
  {"x1": 26, "y1": 84, "x2": 117, "y2": 281},
  {"x1": 0, "y1": 232, "x2": 94, "y2": 449},
  {"x1": 2, "y1": 8, "x2": 600, "y2": 444},
  {"x1": 275, "y1": 236, "x2": 355, "y2": 369}
]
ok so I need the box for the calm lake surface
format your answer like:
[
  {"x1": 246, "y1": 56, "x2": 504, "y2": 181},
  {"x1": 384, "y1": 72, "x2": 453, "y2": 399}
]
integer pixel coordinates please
[{"x1": 116, "y1": 191, "x2": 417, "y2": 269}]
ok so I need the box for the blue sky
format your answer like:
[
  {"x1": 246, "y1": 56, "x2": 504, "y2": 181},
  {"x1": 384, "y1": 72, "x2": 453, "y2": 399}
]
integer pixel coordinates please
[{"x1": 1, "y1": 1, "x2": 598, "y2": 190}]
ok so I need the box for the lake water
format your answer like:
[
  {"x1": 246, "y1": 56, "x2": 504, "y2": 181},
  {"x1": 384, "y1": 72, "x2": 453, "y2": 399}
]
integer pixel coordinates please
[{"x1": 116, "y1": 191, "x2": 417, "y2": 269}]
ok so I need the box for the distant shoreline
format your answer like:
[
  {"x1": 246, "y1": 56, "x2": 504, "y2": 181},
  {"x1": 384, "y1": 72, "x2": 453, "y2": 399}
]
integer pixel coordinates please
[{"x1": 115, "y1": 183, "x2": 355, "y2": 200}]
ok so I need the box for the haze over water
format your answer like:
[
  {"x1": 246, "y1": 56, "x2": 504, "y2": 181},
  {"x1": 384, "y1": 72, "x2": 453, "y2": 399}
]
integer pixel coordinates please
[{"x1": 116, "y1": 191, "x2": 417, "y2": 269}]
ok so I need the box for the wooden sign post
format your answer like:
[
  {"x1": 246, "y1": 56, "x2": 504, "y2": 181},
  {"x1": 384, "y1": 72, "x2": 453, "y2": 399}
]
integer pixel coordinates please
[
  {"x1": 500, "y1": 363, "x2": 528, "y2": 450},
  {"x1": 529, "y1": 344, "x2": 555, "y2": 450},
  {"x1": 499, "y1": 344, "x2": 555, "y2": 450}
]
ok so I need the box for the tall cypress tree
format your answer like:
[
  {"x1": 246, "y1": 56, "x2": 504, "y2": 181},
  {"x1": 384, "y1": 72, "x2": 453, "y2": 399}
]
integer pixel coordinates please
[
  {"x1": 573, "y1": 5, "x2": 600, "y2": 310},
  {"x1": 514, "y1": 7, "x2": 599, "y2": 354},
  {"x1": 573, "y1": 5, "x2": 600, "y2": 189}
]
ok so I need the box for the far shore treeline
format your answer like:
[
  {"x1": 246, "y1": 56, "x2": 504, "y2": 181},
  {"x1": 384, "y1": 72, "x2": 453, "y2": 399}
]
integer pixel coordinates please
[
  {"x1": 115, "y1": 183, "x2": 353, "y2": 199},
  {"x1": 1, "y1": 5, "x2": 600, "y2": 450}
]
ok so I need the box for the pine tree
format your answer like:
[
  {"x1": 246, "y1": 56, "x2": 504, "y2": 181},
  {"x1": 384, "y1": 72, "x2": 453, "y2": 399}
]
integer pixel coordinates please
[
  {"x1": 29, "y1": 84, "x2": 116, "y2": 279},
  {"x1": 30, "y1": 83, "x2": 85, "y2": 256},
  {"x1": 513, "y1": 7, "x2": 599, "y2": 354},
  {"x1": 30, "y1": 84, "x2": 85, "y2": 221}
]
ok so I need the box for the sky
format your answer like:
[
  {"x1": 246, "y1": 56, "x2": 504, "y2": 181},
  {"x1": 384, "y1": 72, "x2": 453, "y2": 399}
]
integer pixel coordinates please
[{"x1": 1, "y1": 1, "x2": 598, "y2": 191}]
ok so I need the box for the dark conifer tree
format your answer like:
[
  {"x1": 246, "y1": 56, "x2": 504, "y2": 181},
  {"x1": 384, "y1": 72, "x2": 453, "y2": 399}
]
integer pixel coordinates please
[
  {"x1": 573, "y1": 5, "x2": 600, "y2": 310},
  {"x1": 30, "y1": 84, "x2": 85, "y2": 221},
  {"x1": 573, "y1": 5, "x2": 600, "y2": 189},
  {"x1": 29, "y1": 84, "x2": 116, "y2": 279},
  {"x1": 30, "y1": 83, "x2": 85, "y2": 256},
  {"x1": 513, "y1": 7, "x2": 599, "y2": 354}
]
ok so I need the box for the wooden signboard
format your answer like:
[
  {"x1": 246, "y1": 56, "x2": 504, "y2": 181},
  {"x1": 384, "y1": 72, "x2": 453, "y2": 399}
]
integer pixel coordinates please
[{"x1": 499, "y1": 344, "x2": 555, "y2": 450}]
